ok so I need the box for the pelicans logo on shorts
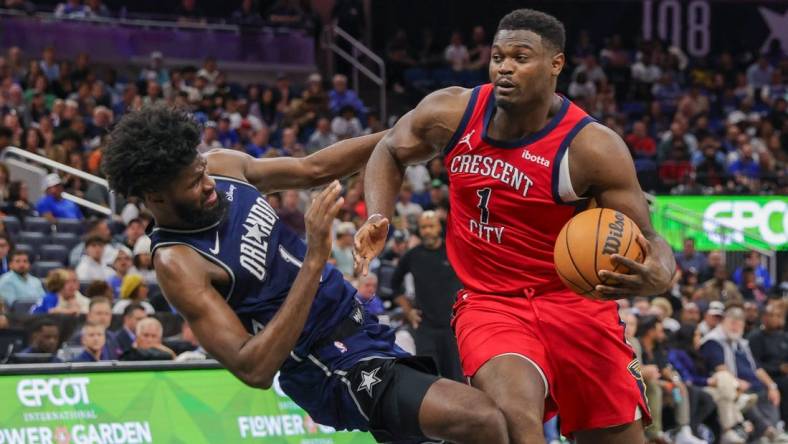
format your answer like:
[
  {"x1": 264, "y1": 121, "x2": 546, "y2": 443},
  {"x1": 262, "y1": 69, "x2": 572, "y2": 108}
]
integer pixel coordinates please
[{"x1": 628, "y1": 358, "x2": 648, "y2": 403}]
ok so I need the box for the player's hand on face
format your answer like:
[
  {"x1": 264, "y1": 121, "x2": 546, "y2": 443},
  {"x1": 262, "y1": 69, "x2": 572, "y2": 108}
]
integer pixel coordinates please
[
  {"x1": 595, "y1": 234, "x2": 672, "y2": 298},
  {"x1": 353, "y1": 214, "x2": 390, "y2": 276},
  {"x1": 305, "y1": 181, "x2": 344, "y2": 261}
]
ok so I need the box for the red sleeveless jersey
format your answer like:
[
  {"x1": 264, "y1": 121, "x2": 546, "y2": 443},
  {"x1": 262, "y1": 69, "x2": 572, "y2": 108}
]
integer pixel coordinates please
[{"x1": 443, "y1": 83, "x2": 595, "y2": 296}]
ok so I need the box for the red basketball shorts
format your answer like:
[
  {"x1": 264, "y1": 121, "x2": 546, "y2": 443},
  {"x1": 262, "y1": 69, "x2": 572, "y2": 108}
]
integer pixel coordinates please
[{"x1": 451, "y1": 289, "x2": 650, "y2": 435}]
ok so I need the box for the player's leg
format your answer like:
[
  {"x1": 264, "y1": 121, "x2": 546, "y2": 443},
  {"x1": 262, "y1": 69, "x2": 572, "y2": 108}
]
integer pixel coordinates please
[
  {"x1": 573, "y1": 421, "x2": 646, "y2": 444},
  {"x1": 471, "y1": 355, "x2": 548, "y2": 444},
  {"x1": 417, "y1": 375, "x2": 509, "y2": 443},
  {"x1": 359, "y1": 358, "x2": 508, "y2": 443}
]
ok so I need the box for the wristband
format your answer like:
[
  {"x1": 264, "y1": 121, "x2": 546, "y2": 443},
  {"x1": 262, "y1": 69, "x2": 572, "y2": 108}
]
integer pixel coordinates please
[{"x1": 367, "y1": 213, "x2": 383, "y2": 222}]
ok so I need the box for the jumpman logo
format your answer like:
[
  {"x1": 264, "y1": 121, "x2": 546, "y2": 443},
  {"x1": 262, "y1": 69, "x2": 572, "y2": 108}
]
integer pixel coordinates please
[{"x1": 458, "y1": 129, "x2": 476, "y2": 151}]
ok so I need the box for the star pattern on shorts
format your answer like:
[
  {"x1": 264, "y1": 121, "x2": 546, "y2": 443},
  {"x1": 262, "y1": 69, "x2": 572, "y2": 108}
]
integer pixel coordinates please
[{"x1": 357, "y1": 367, "x2": 382, "y2": 397}]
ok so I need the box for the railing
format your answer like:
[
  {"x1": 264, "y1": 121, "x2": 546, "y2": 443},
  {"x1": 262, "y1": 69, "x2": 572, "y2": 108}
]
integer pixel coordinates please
[
  {"x1": 657, "y1": 202, "x2": 777, "y2": 282},
  {"x1": 0, "y1": 147, "x2": 115, "y2": 216},
  {"x1": 323, "y1": 24, "x2": 387, "y2": 123}
]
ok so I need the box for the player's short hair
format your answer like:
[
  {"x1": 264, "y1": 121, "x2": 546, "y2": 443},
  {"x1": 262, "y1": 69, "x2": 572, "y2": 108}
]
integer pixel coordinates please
[
  {"x1": 103, "y1": 105, "x2": 200, "y2": 198},
  {"x1": 496, "y1": 9, "x2": 565, "y2": 52}
]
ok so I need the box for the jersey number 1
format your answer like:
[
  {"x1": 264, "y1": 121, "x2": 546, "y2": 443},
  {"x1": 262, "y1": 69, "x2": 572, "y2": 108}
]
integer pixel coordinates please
[{"x1": 476, "y1": 188, "x2": 492, "y2": 224}]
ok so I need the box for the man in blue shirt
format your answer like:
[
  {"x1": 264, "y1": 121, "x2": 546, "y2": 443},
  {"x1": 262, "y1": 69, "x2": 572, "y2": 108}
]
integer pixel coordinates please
[
  {"x1": 329, "y1": 74, "x2": 366, "y2": 120},
  {"x1": 700, "y1": 306, "x2": 785, "y2": 442},
  {"x1": 0, "y1": 250, "x2": 46, "y2": 308},
  {"x1": 733, "y1": 251, "x2": 772, "y2": 291},
  {"x1": 71, "y1": 322, "x2": 111, "y2": 362},
  {"x1": 35, "y1": 173, "x2": 83, "y2": 223}
]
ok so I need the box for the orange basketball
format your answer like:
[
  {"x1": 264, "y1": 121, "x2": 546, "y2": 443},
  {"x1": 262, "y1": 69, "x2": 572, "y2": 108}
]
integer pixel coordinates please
[{"x1": 553, "y1": 208, "x2": 644, "y2": 300}]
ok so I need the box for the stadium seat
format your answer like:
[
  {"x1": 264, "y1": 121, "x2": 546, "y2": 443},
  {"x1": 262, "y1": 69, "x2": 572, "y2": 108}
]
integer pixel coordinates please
[
  {"x1": 376, "y1": 263, "x2": 398, "y2": 300},
  {"x1": 0, "y1": 329, "x2": 26, "y2": 362},
  {"x1": 2, "y1": 216, "x2": 20, "y2": 235},
  {"x1": 17, "y1": 231, "x2": 47, "y2": 253},
  {"x1": 51, "y1": 232, "x2": 80, "y2": 251},
  {"x1": 23, "y1": 217, "x2": 53, "y2": 234},
  {"x1": 56, "y1": 219, "x2": 84, "y2": 235},
  {"x1": 32, "y1": 261, "x2": 63, "y2": 278},
  {"x1": 12, "y1": 243, "x2": 34, "y2": 260},
  {"x1": 39, "y1": 245, "x2": 69, "y2": 265},
  {"x1": 10, "y1": 300, "x2": 36, "y2": 315}
]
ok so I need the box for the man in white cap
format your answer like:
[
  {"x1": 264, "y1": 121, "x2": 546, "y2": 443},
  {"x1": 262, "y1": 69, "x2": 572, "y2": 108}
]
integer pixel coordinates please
[
  {"x1": 698, "y1": 300, "x2": 725, "y2": 335},
  {"x1": 36, "y1": 173, "x2": 83, "y2": 223}
]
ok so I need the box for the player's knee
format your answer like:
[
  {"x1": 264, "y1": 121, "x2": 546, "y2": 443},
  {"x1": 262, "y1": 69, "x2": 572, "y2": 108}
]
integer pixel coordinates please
[{"x1": 462, "y1": 396, "x2": 508, "y2": 441}]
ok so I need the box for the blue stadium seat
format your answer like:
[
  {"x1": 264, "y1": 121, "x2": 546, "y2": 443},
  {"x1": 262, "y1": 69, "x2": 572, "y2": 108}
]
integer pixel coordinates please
[
  {"x1": 3, "y1": 216, "x2": 20, "y2": 235},
  {"x1": 32, "y1": 261, "x2": 63, "y2": 279},
  {"x1": 17, "y1": 231, "x2": 47, "y2": 254},
  {"x1": 23, "y1": 217, "x2": 53, "y2": 234},
  {"x1": 39, "y1": 245, "x2": 69, "y2": 265},
  {"x1": 56, "y1": 219, "x2": 84, "y2": 235},
  {"x1": 51, "y1": 232, "x2": 80, "y2": 251}
]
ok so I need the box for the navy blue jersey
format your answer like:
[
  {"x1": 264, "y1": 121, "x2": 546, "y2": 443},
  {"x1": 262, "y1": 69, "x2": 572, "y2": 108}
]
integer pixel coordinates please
[
  {"x1": 149, "y1": 176, "x2": 358, "y2": 357},
  {"x1": 149, "y1": 176, "x2": 409, "y2": 430}
]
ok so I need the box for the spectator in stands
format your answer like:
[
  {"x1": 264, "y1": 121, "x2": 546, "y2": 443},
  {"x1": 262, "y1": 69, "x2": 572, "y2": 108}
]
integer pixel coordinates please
[
  {"x1": 85, "y1": 0, "x2": 110, "y2": 17},
  {"x1": 113, "y1": 274, "x2": 153, "y2": 315},
  {"x1": 680, "y1": 301, "x2": 702, "y2": 325},
  {"x1": 675, "y1": 238, "x2": 708, "y2": 275},
  {"x1": 114, "y1": 303, "x2": 146, "y2": 355},
  {"x1": 36, "y1": 173, "x2": 83, "y2": 223},
  {"x1": 748, "y1": 301, "x2": 788, "y2": 422},
  {"x1": 329, "y1": 222, "x2": 355, "y2": 278},
  {"x1": 176, "y1": 0, "x2": 206, "y2": 24},
  {"x1": 728, "y1": 143, "x2": 761, "y2": 180},
  {"x1": 268, "y1": 0, "x2": 304, "y2": 27},
  {"x1": 746, "y1": 56, "x2": 774, "y2": 90},
  {"x1": 625, "y1": 120, "x2": 657, "y2": 159},
  {"x1": 71, "y1": 322, "x2": 110, "y2": 362},
  {"x1": 395, "y1": 181, "x2": 422, "y2": 222},
  {"x1": 54, "y1": 0, "x2": 91, "y2": 19},
  {"x1": 76, "y1": 236, "x2": 114, "y2": 282},
  {"x1": 651, "y1": 296, "x2": 681, "y2": 333},
  {"x1": 568, "y1": 71, "x2": 596, "y2": 109},
  {"x1": 106, "y1": 247, "x2": 135, "y2": 298},
  {"x1": 743, "y1": 301, "x2": 762, "y2": 335},
  {"x1": 467, "y1": 26, "x2": 491, "y2": 71},
  {"x1": 280, "y1": 126, "x2": 306, "y2": 157},
  {"x1": 696, "y1": 266, "x2": 743, "y2": 306},
  {"x1": 114, "y1": 218, "x2": 144, "y2": 251},
  {"x1": 698, "y1": 301, "x2": 725, "y2": 336},
  {"x1": 386, "y1": 29, "x2": 416, "y2": 93},
  {"x1": 20, "y1": 317, "x2": 62, "y2": 362},
  {"x1": 698, "y1": 250, "x2": 724, "y2": 283},
  {"x1": 668, "y1": 324, "x2": 750, "y2": 443},
  {"x1": 391, "y1": 211, "x2": 463, "y2": 382},
  {"x1": 38, "y1": 47, "x2": 60, "y2": 82},
  {"x1": 444, "y1": 31, "x2": 469, "y2": 72},
  {"x1": 378, "y1": 229, "x2": 409, "y2": 265},
  {"x1": 231, "y1": 0, "x2": 263, "y2": 27},
  {"x1": 121, "y1": 317, "x2": 175, "y2": 361},
  {"x1": 701, "y1": 306, "x2": 787, "y2": 442},
  {"x1": 216, "y1": 115, "x2": 239, "y2": 148},
  {"x1": 5, "y1": 0, "x2": 35, "y2": 14},
  {"x1": 0, "y1": 250, "x2": 45, "y2": 308},
  {"x1": 329, "y1": 74, "x2": 364, "y2": 118},
  {"x1": 4, "y1": 181, "x2": 34, "y2": 222},
  {"x1": 277, "y1": 190, "x2": 305, "y2": 237},
  {"x1": 31, "y1": 268, "x2": 88, "y2": 315},
  {"x1": 67, "y1": 295, "x2": 112, "y2": 342},
  {"x1": 138, "y1": 54, "x2": 167, "y2": 90},
  {"x1": 0, "y1": 235, "x2": 11, "y2": 275},
  {"x1": 572, "y1": 54, "x2": 606, "y2": 85},
  {"x1": 132, "y1": 236, "x2": 156, "y2": 285},
  {"x1": 355, "y1": 272, "x2": 384, "y2": 315},
  {"x1": 733, "y1": 251, "x2": 772, "y2": 291},
  {"x1": 245, "y1": 126, "x2": 275, "y2": 158},
  {"x1": 739, "y1": 268, "x2": 769, "y2": 305},
  {"x1": 331, "y1": 105, "x2": 363, "y2": 140},
  {"x1": 307, "y1": 117, "x2": 337, "y2": 153}
]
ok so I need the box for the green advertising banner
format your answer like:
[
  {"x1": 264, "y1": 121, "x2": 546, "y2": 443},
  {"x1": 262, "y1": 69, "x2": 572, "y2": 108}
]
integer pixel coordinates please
[
  {"x1": 652, "y1": 195, "x2": 788, "y2": 251},
  {"x1": 0, "y1": 369, "x2": 375, "y2": 444}
]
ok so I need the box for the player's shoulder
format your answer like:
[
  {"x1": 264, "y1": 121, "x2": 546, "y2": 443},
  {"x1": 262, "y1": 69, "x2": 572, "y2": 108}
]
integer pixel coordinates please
[
  {"x1": 204, "y1": 149, "x2": 251, "y2": 182},
  {"x1": 418, "y1": 86, "x2": 475, "y2": 110},
  {"x1": 570, "y1": 121, "x2": 630, "y2": 162},
  {"x1": 409, "y1": 87, "x2": 476, "y2": 133},
  {"x1": 152, "y1": 243, "x2": 207, "y2": 281}
]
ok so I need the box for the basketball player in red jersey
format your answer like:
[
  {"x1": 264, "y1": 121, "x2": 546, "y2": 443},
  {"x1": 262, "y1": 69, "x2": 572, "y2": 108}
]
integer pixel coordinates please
[{"x1": 354, "y1": 9, "x2": 677, "y2": 444}]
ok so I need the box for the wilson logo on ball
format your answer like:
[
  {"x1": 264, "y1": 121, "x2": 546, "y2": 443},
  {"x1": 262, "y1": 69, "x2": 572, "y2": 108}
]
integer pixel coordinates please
[{"x1": 602, "y1": 212, "x2": 626, "y2": 255}]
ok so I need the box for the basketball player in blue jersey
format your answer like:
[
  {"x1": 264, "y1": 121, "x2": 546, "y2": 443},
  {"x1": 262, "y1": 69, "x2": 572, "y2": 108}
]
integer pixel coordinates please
[{"x1": 101, "y1": 106, "x2": 507, "y2": 443}]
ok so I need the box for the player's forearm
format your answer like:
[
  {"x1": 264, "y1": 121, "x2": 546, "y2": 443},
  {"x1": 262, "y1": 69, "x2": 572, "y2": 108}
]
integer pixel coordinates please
[
  {"x1": 237, "y1": 255, "x2": 324, "y2": 388},
  {"x1": 304, "y1": 131, "x2": 387, "y2": 186},
  {"x1": 364, "y1": 139, "x2": 405, "y2": 219},
  {"x1": 646, "y1": 233, "x2": 676, "y2": 293}
]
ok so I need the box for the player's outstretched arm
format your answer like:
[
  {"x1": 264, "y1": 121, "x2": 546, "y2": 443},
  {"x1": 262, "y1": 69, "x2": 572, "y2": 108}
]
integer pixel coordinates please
[
  {"x1": 354, "y1": 87, "x2": 470, "y2": 275},
  {"x1": 570, "y1": 124, "x2": 675, "y2": 298},
  {"x1": 154, "y1": 181, "x2": 344, "y2": 389},
  {"x1": 205, "y1": 131, "x2": 386, "y2": 194}
]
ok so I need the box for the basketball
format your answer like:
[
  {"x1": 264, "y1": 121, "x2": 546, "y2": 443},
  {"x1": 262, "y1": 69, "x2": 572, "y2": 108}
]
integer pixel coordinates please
[{"x1": 554, "y1": 208, "x2": 644, "y2": 299}]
